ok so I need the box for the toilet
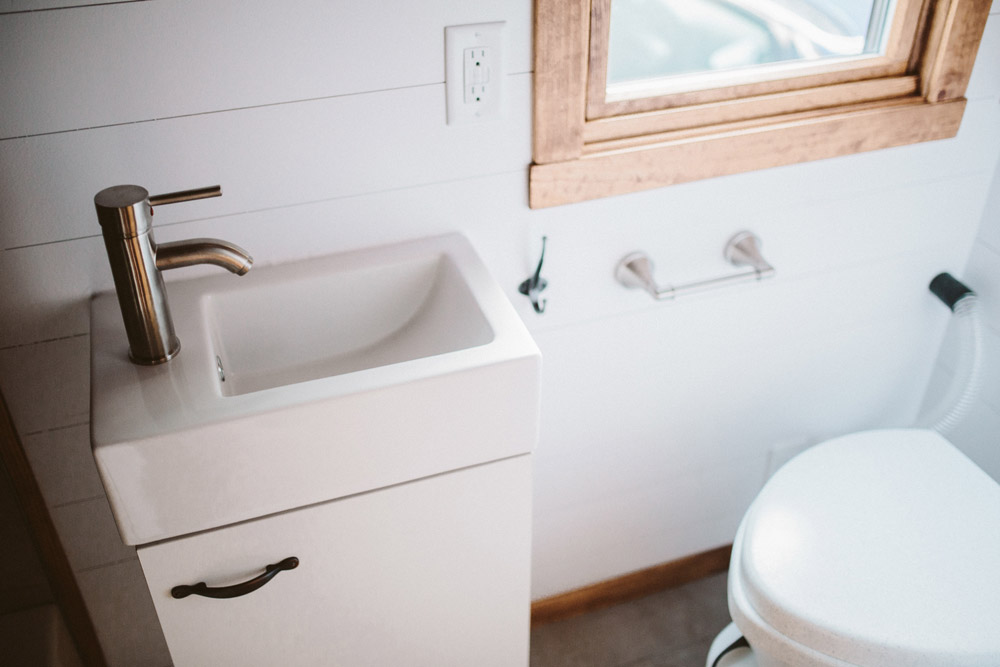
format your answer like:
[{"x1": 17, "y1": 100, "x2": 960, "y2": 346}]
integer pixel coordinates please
[{"x1": 707, "y1": 428, "x2": 1000, "y2": 667}]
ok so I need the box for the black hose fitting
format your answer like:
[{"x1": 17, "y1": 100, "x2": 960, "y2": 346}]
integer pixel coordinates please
[{"x1": 929, "y1": 272, "x2": 975, "y2": 312}]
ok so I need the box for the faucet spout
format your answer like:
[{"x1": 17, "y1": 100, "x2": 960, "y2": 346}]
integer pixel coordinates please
[
  {"x1": 156, "y1": 239, "x2": 254, "y2": 275},
  {"x1": 94, "y1": 183, "x2": 252, "y2": 365}
]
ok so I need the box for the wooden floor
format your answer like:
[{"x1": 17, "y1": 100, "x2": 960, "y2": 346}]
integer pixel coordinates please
[{"x1": 530, "y1": 572, "x2": 730, "y2": 667}]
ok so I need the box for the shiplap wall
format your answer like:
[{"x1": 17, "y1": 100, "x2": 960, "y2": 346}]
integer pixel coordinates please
[
  {"x1": 926, "y1": 158, "x2": 1000, "y2": 481},
  {"x1": 0, "y1": 1, "x2": 998, "y2": 665}
]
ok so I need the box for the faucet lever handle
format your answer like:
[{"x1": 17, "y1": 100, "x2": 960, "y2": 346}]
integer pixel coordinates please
[{"x1": 149, "y1": 185, "x2": 222, "y2": 207}]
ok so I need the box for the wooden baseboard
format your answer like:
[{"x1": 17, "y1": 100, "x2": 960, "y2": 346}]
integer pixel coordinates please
[
  {"x1": 530, "y1": 544, "x2": 733, "y2": 626},
  {"x1": 0, "y1": 391, "x2": 107, "y2": 666}
]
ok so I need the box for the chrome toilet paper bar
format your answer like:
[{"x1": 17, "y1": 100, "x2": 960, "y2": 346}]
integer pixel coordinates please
[{"x1": 616, "y1": 231, "x2": 774, "y2": 301}]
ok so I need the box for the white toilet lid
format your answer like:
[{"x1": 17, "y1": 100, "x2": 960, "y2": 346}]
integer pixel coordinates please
[{"x1": 739, "y1": 429, "x2": 1000, "y2": 667}]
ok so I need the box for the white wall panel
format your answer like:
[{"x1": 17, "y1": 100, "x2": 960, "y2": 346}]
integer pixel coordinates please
[
  {"x1": 533, "y1": 251, "x2": 954, "y2": 512},
  {"x1": 0, "y1": 239, "x2": 98, "y2": 348},
  {"x1": 532, "y1": 459, "x2": 761, "y2": 599},
  {"x1": 0, "y1": 0, "x2": 532, "y2": 138},
  {"x1": 0, "y1": 170, "x2": 536, "y2": 348},
  {"x1": 0, "y1": 87, "x2": 992, "y2": 344},
  {"x1": 75, "y1": 558, "x2": 171, "y2": 667},
  {"x1": 1, "y1": 0, "x2": 999, "y2": 659},
  {"x1": 968, "y1": 16, "x2": 1000, "y2": 100},
  {"x1": 923, "y1": 151, "x2": 1000, "y2": 487},
  {"x1": 22, "y1": 425, "x2": 106, "y2": 508},
  {"x1": 524, "y1": 169, "x2": 993, "y2": 334},
  {"x1": 51, "y1": 497, "x2": 135, "y2": 572},
  {"x1": 964, "y1": 241, "x2": 1000, "y2": 333},
  {"x1": 947, "y1": 399, "x2": 1000, "y2": 482},
  {"x1": 0, "y1": 334, "x2": 89, "y2": 434},
  {"x1": 1, "y1": 160, "x2": 990, "y2": 350},
  {"x1": 0, "y1": 74, "x2": 532, "y2": 249},
  {"x1": 961, "y1": 325, "x2": 1000, "y2": 415},
  {"x1": 532, "y1": 293, "x2": 952, "y2": 598},
  {"x1": 978, "y1": 164, "x2": 1000, "y2": 252}
]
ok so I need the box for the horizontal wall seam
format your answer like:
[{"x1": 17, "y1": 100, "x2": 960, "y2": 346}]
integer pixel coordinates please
[
  {"x1": 4, "y1": 166, "x2": 528, "y2": 252},
  {"x1": 74, "y1": 555, "x2": 136, "y2": 575},
  {"x1": 0, "y1": 602, "x2": 60, "y2": 619},
  {"x1": 0, "y1": 80, "x2": 445, "y2": 142},
  {"x1": 0, "y1": 71, "x2": 534, "y2": 142},
  {"x1": 974, "y1": 236, "x2": 1000, "y2": 260},
  {"x1": 21, "y1": 420, "x2": 90, "y2": 438},
  {"x1": 3, "y1": 161, "x2": 988, "y2": 253},
  {"x1": 0, "y1": 331, "x2": 87, "y2": 351},
  {"x1": 52, "y1": 494, "x2": 105, "y2": 510},
  {"x1": 0, "y1": 0, "x2": 146, "y2": 16}
]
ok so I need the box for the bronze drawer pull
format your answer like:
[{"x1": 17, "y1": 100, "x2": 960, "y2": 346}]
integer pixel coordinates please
[{"x1": 171, "y1": 556, "x2": 299, "y2": 599}]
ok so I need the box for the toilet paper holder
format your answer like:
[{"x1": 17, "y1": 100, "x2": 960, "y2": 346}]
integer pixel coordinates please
[{"x1": 616, "y1": 231, "x2": 774, "y2": 301}]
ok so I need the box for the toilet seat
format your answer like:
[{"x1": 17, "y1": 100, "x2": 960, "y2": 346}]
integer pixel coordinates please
[{"x1": 731, "y1": 429, "x2": 1000, "y2": 667}]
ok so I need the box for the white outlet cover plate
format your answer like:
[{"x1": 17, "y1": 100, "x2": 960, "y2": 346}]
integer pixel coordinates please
[{"x1": 445, "y1": 22, "x2": 505, "y2": 124}]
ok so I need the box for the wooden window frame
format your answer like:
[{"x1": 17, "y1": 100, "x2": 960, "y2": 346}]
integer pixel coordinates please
[
  {"x1": 588, "y1": 0, "x2": 927, "y2": 118},
  {"x1": 530, "y1": 0, "x2": 993, "y2": 209}
]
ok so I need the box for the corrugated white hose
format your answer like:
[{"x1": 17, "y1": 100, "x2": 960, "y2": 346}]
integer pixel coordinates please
[{"x1": 920, "y1": 295, "x2": 983, "y2": 436}]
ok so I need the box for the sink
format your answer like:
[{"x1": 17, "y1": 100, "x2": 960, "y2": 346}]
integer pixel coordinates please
[
  {"x1": 208, "y1": 250, "x2": 494, "y2": 396},
  {"x1": 91, "y1": 234, "x2": 540, "y2": 545}
]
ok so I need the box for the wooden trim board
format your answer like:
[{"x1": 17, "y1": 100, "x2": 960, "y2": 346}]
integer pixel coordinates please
[
  {"x1": 532, "y1": 0, "x2": 589, "y2": 163},
  {"x1": 530, "y1": 97, "x2": 964, "y2": 208},
  {"x1": 531, "y1": 0, "x2": 991, "y2": 208},
  {"x1": 530, "y1": 544, "x2": 733, "y2": 626},
  {"x1": 921, "y1": 0, "x2": 994, "y2": 101},
  {"x1": 0, "y1": 391, "x2": 107, "y2": 667},
  {"x1": 582, "y1": 76, "x2": 920, "y2": 144}
]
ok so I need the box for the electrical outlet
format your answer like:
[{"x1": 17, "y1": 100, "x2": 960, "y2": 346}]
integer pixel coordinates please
[
  {"x1": 445, "y1": 22, "x2": 505, "y2": 124},
  {"x1": 463, "y1": 47, "x2": 491, "y2": 104}
]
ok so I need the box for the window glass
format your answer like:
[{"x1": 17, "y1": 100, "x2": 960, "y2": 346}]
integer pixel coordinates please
[{"x1": 606, "y1": 0, "x2": 895, "y2": 97}]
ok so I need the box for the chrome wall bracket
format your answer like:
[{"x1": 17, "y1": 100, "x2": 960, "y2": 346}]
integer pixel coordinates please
[{"x1": 616, "y1": 231, "x2": 775, "y2": 301}]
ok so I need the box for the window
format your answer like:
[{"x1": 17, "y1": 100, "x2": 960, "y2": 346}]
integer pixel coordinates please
[{"x1": 530, "y1": 0, "x2": 992, "y2": 208}]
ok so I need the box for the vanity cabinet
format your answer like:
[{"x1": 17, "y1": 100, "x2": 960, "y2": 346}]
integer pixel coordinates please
[
  {"x1": 136, "y1": 455, "x2": 532, "y2": 667},
  {"x1": 91, "y1": 235, "x2": 541, "y2": 663}
]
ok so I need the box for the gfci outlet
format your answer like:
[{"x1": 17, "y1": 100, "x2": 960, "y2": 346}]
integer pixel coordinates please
[{"x1": 445, "y1": 22, "x2": 505, "y2": 124}]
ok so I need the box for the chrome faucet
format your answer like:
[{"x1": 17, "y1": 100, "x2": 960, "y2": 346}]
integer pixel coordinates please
[{"x1": 94, "y1": 184, "x2": 253, "y2": 365}]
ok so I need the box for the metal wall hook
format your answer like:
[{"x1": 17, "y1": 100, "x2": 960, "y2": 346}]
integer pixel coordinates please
[
  {"x1": 616, "y1": 231, "x2": 774, "y2": 301},
  {"x1": 519, "y1": 236, "x2": 548, "y2": 314}
]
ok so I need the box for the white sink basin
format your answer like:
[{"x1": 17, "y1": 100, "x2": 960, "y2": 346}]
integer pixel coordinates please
[
  {"x1": 209, "y1": 248, "x2": 494, "y2": 396},
  {"x1": 91, "y1": 234, "x2": 540, "y2": 545}
]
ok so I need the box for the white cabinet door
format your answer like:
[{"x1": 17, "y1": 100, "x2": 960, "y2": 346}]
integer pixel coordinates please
[{"x1": 137, "y1": 455, "x2": 531, "y2": 666}]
